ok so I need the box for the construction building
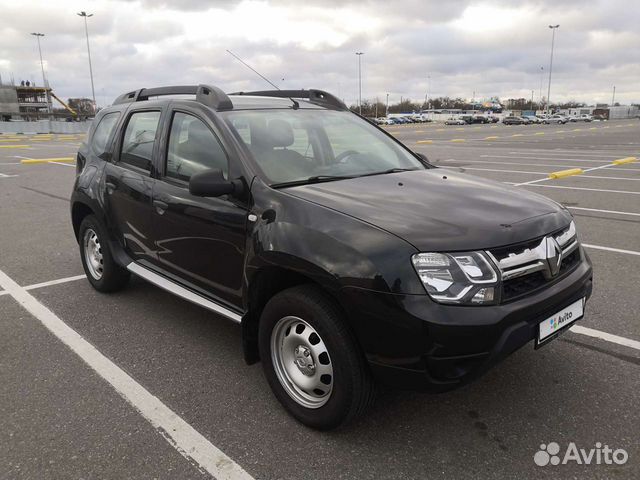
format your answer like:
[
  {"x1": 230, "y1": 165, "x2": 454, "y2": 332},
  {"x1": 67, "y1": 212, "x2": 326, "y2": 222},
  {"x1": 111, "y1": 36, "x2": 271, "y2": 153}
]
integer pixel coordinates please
[{"x1": 0, "y1": 79, "x2": 81, "y2": 121}]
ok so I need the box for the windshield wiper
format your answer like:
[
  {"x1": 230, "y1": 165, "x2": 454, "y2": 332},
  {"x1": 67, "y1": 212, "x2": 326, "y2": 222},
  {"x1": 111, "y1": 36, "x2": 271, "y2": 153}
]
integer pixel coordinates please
[
  {"x1": 271, "y1": 175, "x2": 356, "y2": 189},
  {"x1": 358, "y1": 167, "x2": 417, "y2": 177},
  {"x1": 271, "y1": 169, "x2": 418, "y2": 189}
]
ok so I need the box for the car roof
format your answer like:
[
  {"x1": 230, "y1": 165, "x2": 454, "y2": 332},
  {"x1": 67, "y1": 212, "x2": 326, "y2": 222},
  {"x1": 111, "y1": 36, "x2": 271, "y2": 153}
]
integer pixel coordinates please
[
  {"x1": 110, "y1": 86, "x2": 344, "y2": 113},
  {"x1": 104, "y1": 95, "x2": 328, "y2": 113}
]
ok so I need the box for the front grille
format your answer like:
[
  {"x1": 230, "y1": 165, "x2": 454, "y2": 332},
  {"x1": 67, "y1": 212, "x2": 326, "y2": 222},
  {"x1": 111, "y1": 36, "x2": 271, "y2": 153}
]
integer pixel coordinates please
[
  {"x1": 487, "y1": 223, "x2": 581, "y2": 303},
  {"x1": 503, "y1": 271, "x2": 547, "y2": 300}
]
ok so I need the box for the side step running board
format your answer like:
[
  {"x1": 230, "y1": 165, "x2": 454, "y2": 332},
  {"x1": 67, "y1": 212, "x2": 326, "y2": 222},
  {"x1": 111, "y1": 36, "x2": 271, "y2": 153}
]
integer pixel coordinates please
[{"x1": 126, "y1": 262, "x2": 242, "y2": 323}]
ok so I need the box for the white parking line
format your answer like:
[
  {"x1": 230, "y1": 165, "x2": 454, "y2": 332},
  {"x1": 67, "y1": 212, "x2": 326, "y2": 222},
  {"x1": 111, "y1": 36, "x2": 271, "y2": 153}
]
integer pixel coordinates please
[
  {"x1": 25, "y1": 274, "x2": 87, "y2": 291},
  {"x1": 439, "y1": 159, "x2": 640, "y2": 172},
  {"x1": 447, "y1": 166, "x2": 640, "y2": 181},
  {"x1": 50, "y1": 161, "x2": 76, "y2": 167},
  {"x1": 517, "y1": 184, "x2": 640, "y2": 195},
  {"x1": 442, "y1": 166, "x2": 542, "y2": 175},
  {"x1": 0, "y1": 267, "x2": 254, "y2": 480},
  {"x1": 567, "y1": 206, "x2": 640, "y2": 217},
  {"x1": 508, "y1": 149, "x2": 639, "y2": 157},
  {"x1": 482, "y1": 155, "x2": 622, "y2": 164},
  {"x1": 582, "y1": 243, "x2": 640, "y2": 256},
  {"x1": 571, "y1": 326, "x2": 640, "y2": 351},
  {"x1": 0, "y1": 274, "x2": 86, "y2": 297}
]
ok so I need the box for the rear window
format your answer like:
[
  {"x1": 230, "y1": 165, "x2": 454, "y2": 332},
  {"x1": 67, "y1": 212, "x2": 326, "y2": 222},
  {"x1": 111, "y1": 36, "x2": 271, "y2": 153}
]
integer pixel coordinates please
[
  {"x1": 120, "y1": 111, "x2": 161, "y2": 171},
  {"x1": 91, "y1": 112, "x2": 120, "y2": 157}
]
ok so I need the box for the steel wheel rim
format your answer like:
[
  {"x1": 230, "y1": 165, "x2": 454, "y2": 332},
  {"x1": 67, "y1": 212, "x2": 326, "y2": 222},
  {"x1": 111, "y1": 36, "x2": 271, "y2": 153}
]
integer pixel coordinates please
[
  {"x1": 271, "y1": 316, "x2": 333, "y2": 409},
  {"x1": 83, "y1": 228, "x2": 104, "y2": 280}
]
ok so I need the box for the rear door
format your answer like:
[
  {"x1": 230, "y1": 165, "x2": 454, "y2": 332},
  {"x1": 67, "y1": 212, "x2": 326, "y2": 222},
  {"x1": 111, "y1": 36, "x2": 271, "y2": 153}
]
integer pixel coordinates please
[
  {"x1": 104, "y1": 108, "x2": 163, "y2": 264},
  {"x1": 150, "y1": 105, "x2": 248, "y2": 308}
]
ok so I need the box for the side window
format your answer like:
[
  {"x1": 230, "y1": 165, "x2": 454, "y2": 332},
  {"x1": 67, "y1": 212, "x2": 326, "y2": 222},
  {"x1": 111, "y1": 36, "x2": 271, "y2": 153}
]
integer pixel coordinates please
[
  {"x1": 120, "y1": 111, "x2": 161, "y2": 171},
  {"x1": 166, "y1": 112, "x2": 228, "y2": 182},
  {"x1": 91, "y1": 112, "x2": 120, "y2": 157}
]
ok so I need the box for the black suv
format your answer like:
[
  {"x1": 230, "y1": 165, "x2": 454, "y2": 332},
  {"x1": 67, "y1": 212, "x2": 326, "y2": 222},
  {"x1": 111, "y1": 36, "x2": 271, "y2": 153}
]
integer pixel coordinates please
[{"x1": 71, "y1": 85, "x2": 593, "y2": 430}]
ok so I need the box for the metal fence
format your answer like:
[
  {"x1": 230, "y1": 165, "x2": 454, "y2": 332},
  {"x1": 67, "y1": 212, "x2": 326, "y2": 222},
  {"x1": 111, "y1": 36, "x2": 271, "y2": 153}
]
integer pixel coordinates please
[{"x1": 0, "y1": 120, "x2": 91, "y2": 134}]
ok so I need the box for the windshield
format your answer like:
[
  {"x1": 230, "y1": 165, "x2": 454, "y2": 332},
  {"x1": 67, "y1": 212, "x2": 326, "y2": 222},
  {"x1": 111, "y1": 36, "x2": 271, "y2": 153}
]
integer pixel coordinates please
[{"x1": 221, "y1": 109, "x2": 426, "y2": 186}]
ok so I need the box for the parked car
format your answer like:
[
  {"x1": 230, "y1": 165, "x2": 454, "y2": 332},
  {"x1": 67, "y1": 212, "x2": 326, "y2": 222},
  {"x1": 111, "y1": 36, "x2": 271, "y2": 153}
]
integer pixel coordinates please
[
  {"x1": 470, "y1": 116, "x2": 490, "y2": 124},
  {"x1": 71, "y1": 84, "x2": 592, "y2": 430},
  {"x1": 579, "y1": 114, "x2": 593, "y2": 122},
  {"x1": 523, "y1": 115, "x2": 541, "y2": 124},
  {"x1": 542, "y1": 114, "x2": 568, "y2": 125},
  {"x1": 502, "y1": 116, "x2": 524, "y2": 125},
  {"x1": 445, "y1": 117, "x2": 466, "y2": 125},
  {"x1": 518, "y1": 116, "x2": 533, "y2": 125}
]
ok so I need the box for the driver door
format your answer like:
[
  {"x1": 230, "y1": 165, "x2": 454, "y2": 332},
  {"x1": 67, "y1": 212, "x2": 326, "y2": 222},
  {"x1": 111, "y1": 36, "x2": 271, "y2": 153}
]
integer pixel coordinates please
[{"x1": 151, "y1": 108, "x2": 248, "y2": 308}]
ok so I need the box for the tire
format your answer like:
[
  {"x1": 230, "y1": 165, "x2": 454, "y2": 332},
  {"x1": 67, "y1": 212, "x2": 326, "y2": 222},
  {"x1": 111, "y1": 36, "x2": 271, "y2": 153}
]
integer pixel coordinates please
[
  {"x1": 258, "y1": 285, "x2": 375, "y2": 430},
  {"x1": 78, "y1": 215, "x2": 130, "y2": 293}
]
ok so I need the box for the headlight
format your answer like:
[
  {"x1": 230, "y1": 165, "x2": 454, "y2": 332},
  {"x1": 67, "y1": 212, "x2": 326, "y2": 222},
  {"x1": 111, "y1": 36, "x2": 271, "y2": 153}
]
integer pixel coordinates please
[{"x1": 411, "y1": 251, "x2": 498, "y2": 305}]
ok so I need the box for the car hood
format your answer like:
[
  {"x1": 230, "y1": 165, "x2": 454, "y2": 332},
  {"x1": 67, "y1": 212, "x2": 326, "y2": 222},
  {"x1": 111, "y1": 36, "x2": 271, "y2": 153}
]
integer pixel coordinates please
[{"x1": 284, "y1": 169, "x2": 572, "y2": 252}]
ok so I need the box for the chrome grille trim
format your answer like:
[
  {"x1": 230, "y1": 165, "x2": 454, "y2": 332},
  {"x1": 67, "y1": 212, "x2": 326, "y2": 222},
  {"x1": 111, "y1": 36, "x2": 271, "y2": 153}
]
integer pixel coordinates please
[{"x1": 486, "y1": 222, "x2": 579, "y2": 283}]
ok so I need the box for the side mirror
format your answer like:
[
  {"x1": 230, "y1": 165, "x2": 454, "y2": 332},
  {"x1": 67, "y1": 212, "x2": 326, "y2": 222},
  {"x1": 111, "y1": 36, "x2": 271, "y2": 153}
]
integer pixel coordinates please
[{"x1": 189, "y1": 169, "x2": 239, "y2": 197}]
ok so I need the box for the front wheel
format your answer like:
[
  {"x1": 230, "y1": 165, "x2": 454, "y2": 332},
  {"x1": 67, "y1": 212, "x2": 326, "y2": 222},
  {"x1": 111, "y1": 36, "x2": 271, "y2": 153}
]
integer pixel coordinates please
[{"x1": 259, "y1": 285, "x2": 375, "y2": 430}]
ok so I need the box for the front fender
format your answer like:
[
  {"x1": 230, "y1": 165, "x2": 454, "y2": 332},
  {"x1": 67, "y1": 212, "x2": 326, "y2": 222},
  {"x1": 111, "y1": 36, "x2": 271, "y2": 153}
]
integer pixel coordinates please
[{"x1": 245, "y1": 180, "x2": 425, "y2": 296}]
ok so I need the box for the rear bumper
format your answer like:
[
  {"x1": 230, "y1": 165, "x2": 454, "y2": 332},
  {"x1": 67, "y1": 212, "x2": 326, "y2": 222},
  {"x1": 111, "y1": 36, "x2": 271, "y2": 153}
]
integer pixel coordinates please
[{"x1": 340, "y1": 251, "x2": 593, "y2": 392}]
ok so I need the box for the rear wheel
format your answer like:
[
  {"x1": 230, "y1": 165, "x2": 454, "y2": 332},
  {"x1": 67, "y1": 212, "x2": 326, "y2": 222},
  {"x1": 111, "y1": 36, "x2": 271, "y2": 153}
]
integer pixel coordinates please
[
  {"x1": 259, "y1": 285, "x2": 375, "y2": 430},
  {"x1": 79, "y1": 215, "x2": 130, "y2": 292}
]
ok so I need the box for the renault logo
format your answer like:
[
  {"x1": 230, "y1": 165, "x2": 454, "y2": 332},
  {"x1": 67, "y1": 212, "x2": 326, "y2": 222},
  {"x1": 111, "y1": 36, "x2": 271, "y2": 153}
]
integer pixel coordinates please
[{"x1": 545, "y1": 236, "x2": 563, "y2": 278}]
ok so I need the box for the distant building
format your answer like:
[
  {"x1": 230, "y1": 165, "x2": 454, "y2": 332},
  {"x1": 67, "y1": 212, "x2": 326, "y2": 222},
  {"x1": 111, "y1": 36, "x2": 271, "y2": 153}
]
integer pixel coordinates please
[
  {"x1": 0, "y1": 82, "x2": 52, "y2": 120},
  {"x1": 0, "y1": 86, "x2": 20, "y2": 121},
  {"x1": 591, "y1": 105, "x2": 639, "y2": 120}
]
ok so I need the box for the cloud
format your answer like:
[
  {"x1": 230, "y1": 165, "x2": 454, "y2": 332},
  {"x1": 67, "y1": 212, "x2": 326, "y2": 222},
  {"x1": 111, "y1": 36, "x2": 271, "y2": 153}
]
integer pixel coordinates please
[{"x1": 0, "y1": 0, "x2": 637, "y2": 107}]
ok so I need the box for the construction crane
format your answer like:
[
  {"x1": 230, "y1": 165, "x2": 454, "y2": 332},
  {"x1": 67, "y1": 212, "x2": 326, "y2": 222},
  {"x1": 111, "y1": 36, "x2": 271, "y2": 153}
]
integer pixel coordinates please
[{"x1": 49, "y1": 90, "x2": 77, "y2": 117}]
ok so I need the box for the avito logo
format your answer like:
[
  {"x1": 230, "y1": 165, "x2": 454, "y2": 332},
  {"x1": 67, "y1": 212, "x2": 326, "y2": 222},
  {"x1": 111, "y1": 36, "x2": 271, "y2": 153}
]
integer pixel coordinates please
[{"x1": 534, "y1": 442, "x2": 629, "y2": 466}]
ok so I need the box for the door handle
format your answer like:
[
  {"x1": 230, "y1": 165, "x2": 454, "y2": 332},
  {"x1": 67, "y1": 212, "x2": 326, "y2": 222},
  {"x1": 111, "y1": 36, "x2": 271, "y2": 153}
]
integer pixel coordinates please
[
  {"x1": 153, "y1": 200, "x2": 169, "y2": 215},
  {"x1": 105, "y1": 182, "x2": 116, "y2": 194}
]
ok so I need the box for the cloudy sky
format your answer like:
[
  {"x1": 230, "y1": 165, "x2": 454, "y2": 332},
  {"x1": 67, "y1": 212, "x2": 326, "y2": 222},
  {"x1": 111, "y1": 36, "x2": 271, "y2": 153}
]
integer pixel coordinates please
[{"x1": 1, "y1": 0, "x2": 638, "y2": 107}]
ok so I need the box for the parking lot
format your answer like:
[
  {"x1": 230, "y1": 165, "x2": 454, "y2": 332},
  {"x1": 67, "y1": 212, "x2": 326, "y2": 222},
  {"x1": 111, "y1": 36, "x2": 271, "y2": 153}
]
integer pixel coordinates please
[{"x1": 0, "y1": 120, "x2": 638, "y2": 479}]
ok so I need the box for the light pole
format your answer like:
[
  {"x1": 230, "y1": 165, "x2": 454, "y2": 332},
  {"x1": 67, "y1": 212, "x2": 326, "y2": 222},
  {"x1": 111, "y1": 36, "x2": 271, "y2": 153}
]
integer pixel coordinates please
[
  {"x1": 30, "y1": 33, "x2": 47, "y2": 88},
  {"x1": 78, "y1": 11, "x2": 96, "y2": 112},
  {"x1": 538, "y1": 66, "x2": 544, "y2": 107},
  {"x1": 30, "y1": 32, "x2": 50, "y2": 113},
  {"x1": 611, "y1": 85, "x2": 616, "y2": 106},
  {"x1": 355, "y1": 52, "x2": 364, "y2": 114},
  {"x1": 546, "y1": 25, "x2": 559, "y2": 114},
  {"x1": 31, "y1": 32, "x2": 51, "y2": 113},
  {"x1": 531, "y1": 90, "x2": 534, "y2": 110},
  {"x1": 386, "y1": 93, "x2": 389, "y2": 117},
  {"x1": 427, "y1": 75, "x2": 431, "y2": 108}
]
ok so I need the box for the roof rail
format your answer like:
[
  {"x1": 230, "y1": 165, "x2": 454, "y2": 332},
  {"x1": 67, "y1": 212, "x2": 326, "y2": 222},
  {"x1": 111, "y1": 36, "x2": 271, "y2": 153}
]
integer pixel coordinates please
[
  {"x1": 230, "y1": 89, "x2": 346, "y2": 110},
  {"x1": 112, "y1": 84, "x2": 233, "y2": 111}
]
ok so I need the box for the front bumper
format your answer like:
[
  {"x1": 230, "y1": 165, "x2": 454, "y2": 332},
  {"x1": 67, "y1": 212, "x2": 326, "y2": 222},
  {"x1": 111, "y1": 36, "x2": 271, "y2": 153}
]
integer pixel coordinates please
[{"x1": 339, "y1": 251, "x2": 593, "y2": 392}]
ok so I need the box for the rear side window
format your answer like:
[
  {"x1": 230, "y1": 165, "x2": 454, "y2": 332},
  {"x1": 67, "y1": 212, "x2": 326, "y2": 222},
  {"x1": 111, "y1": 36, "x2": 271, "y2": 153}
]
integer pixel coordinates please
[
  {"x1": 166, "y1": 112, "x2": 228, "y2": 181},
  {"x1": 91, "y1": 112, "x2": 119, "y2": 157},
  {"x1": 120, "y1": 111, "x2": 161, "y2": 171}
]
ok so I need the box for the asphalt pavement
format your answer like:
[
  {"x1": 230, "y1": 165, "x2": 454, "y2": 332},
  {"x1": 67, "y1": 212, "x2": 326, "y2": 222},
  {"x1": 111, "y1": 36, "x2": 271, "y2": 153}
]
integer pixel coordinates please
[{"x1": 0, "y1": 121, "x2": 638, "y2": 479}]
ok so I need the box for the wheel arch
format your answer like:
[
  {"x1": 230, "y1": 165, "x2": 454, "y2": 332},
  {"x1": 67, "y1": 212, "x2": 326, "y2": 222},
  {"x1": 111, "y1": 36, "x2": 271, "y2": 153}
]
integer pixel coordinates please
[
  {"x1": 71, "y1": 201, "x2": 95, "y2": 242},
  {"x1": 242, "y1": 264, "x2": 349, "y2": 365}
]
